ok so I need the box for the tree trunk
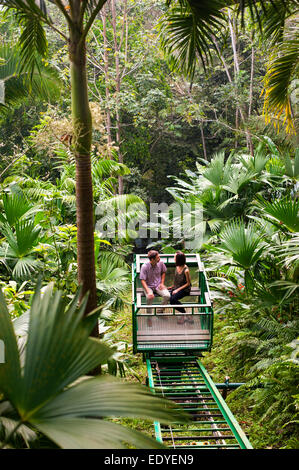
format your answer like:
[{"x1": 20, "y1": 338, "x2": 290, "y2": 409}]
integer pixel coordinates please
[
  {"x1": 228, "y1": 10, "x2": 251, "y2": 152},
  {"x1": 69, "y1": 28, "x2": 98, "y2": 336},
  {"x1": 101, "y1": 5, "x2": 113, "y2": 152},
  {"x1": 248, "y1": 45, "x2": 255, "y2": 156},
  {"x1": 200, "y1": 122, "x2": 207, "y2": 159},
  {"x1": 111, "y1": 0, "x2": 124, "y2": 194}
]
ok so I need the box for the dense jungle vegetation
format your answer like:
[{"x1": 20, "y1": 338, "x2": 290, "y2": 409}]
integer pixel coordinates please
[{"x1": 0, "y1": 0, "x2": 298, "y2": 450}]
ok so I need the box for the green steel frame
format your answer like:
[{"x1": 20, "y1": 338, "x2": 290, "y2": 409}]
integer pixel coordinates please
[
  {"x1": 131, "y1": 253, "x2": 252, "y2": 449},
  {"x1": 132, "y1": 253, "x2": 214, "y2": 354},
  {"x1": 146, "y1": 354, "x2": 253, "y2": 449}
]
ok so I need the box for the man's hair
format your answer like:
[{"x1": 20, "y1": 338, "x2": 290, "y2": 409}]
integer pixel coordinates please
[
  {"x1": 175, "y1": 251, "x2": 186, "y2": 266},
  {"x1": 148, "y1": 250, "x2": 159, "y2": 260}
]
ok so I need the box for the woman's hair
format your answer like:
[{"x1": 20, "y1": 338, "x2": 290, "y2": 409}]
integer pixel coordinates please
[{"x1": 175, "y1": 251, "x2": 186, "y2": 266}]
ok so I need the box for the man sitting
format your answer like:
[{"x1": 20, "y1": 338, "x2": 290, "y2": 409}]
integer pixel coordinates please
[{"x1": 140, "y1": 250, "x2": 170, "y2": 314}]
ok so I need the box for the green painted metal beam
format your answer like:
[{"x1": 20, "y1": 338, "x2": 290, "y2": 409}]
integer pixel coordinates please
[
  {"x1": 146, "y1": 358, "x2": 163, "y2": 444},
  {"x1": 196, "y1": 359, "x2": 253, "y2": 449},
  {"x1": 146, "y1": 354, "x2": 253, "y2": 449}
]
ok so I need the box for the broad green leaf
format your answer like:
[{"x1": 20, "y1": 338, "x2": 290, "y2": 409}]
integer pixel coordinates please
[
  {"x1": 34, "y1": 417, "x2": 164, "y2": 449},
  {"x1": 32, "y1": 377, "x2": 187, "y2": 424},
  {"x1": 17, "y1": 284, "x2": 113, "y2": 417},
  {"x1": 0, "y1": 289, "x2": 22, "y2": 406}
]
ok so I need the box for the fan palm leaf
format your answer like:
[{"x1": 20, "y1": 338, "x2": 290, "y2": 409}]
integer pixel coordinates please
[
  {"x1": 219, "y1": 218, "x2": 265, "y2": 270},
  {"x1": 255, "y1": 196, "x2": 299, "y2": 232},
  {"x1": 283, "y1": 149, "x2": 299, "y2": 179},
  {"x1": 0, "y1": 284, "x2": 187, "y2": 449},
  {"x1": 202, "y1": 152, "x2": 232, "y2": 188},
  {"x1": 1, "y1": 0, "x2": 49, "y2": 78},
  {"x1": 97, "y1": 194, "x2": 146, "y2": 241},
  {"x1": 262, "y1": 27, "x2": 299, "y2": 135},
  {"x1": 0, "y1": 193, "x2": 41, "y2": 228},
  {"x1": 159, "y1": 0, "x2": 226, "y2": 77}
]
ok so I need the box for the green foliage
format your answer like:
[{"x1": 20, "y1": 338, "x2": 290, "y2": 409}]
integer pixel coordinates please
[
  {"x1": 0, "y1": 0, "x2": 298, "y2": 450},
  {"x1": 165, "y1": 139, "x2": 299, "y2": 447},
  {"x1": 0, "y1": 282, "x2": 187, "y2": 448},
  {"x1": 219, "y1": 218, "x2": 265, "y2": 271},
  {"x1": 254, "y1": 196, "x2": 299, "y2": 233},
  {"x1": 158, "y1": 0, "x2": 225, "y2": 77},
  {"x1": 0, "y1": 44, "x2": 61, "y2": 110}
]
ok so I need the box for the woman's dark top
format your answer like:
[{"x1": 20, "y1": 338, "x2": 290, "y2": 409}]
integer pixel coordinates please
[{"x1": 173, "y1": 266, "x2": 191, "y2": 293}]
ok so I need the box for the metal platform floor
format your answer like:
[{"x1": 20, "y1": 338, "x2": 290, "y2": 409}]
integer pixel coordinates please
[{"x1": 136, "y1": 313, "x2": 211, "y2": 351}]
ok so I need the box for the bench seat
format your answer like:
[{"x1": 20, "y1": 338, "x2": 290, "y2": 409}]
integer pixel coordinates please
[{"x1": 136, "y1": 286, "x2": 201, "y2": 296}]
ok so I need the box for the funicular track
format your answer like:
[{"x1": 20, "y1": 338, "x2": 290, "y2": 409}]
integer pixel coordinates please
[
  {"x1": 146, "y1": 353, "x2": 252, "y2": 449},
  {"x1": 133, "y1": 254, "x2": 252, "y2": 449}
]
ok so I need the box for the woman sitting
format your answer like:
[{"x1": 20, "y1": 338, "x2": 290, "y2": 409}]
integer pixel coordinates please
[{"x1": 169, "y1": 252, "x2": 193, "y2": 324}]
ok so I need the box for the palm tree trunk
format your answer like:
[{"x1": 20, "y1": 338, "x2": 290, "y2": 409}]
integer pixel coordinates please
[{"x1": 69, "y1": 29, "x2": 98, "y2": 333}]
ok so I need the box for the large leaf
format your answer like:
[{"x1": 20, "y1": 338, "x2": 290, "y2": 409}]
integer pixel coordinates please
[
  {"x1": 0, "y1": 220, "x2": 42, "y2": 273},
  {"x1": 0, "y1": 45, "x2": 61, "y2": 110},
  {"x1": 159, "y1": 0, "x2": 226, "y2": 77},
  {"x1": 16, "y1": 284, "x2": 112, "y2": 416},
  {"x1": 1, "y1": 193, "x2": 41, "y2": 228},
  {"x1": 262, "y1": 25, "x2": 299, "y2": 134},
  {"x1": 219, "y1": 218, "x2": 265, "y2": 270},
  {"x1": 2, "y1": 0, "x2": 49, "y2": 78},
  {"x1": 30, "y1": 378, "x2": 187, "y2": 449},
  {"x1": 0, "y1": 284, "x2": 187, "y2": 448},
  {"x1": 0, "y1": 289, "x2": 22, "y2": 406},
  {"x1": 32, "y1": 377, "x2": 185, "y2": 423},
  {"x1": 255, "y1": 196, "x2": 299, "y2": 232},
  {"x1": 33, "y1": 417, "x2": 164, "y2": 449}
]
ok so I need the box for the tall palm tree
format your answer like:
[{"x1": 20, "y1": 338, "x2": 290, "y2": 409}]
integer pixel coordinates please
[{"x1": 2, "y1": 0, "x2": 110, "y2": 331}]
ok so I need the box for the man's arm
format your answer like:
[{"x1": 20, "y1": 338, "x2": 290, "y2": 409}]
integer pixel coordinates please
[
  {"x1": 158, "y1": 270, "x2": 166, "y2": 290},
  {"x1": 141, "y1": 279, "x2": 154, "y2": 299},
  {"x1": 141, "y1": 279, "x2": 149, "y2": 293}
]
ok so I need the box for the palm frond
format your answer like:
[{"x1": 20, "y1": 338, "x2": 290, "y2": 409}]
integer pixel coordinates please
[
  {"x1": 159, "y1": 0, "x2": 226, "y2": 77},
  {"x1": 258, "y1": 0, "x2": 296, "y2": 44},
  {"x1": 276, "y1": 232, "x2": 299, "y2": 267},
  {"x1": 219, "y1": 218, "x2": 265, "y2": 270},
  {"x1": 3, "y1": 1, "x2": 49, "y2": 73},
  {"x1": 262, "y1": 22, "x2": 299, "y2": 135},
  {"x1": 255, "y1": 196, "x2": 299, "y2": 232},
  {"x1": 0, "y1": 283, "x2": 187, "y2": 448},
  {"x1": 0, "y1": 44, "x2": 61, "y2": 110}
]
